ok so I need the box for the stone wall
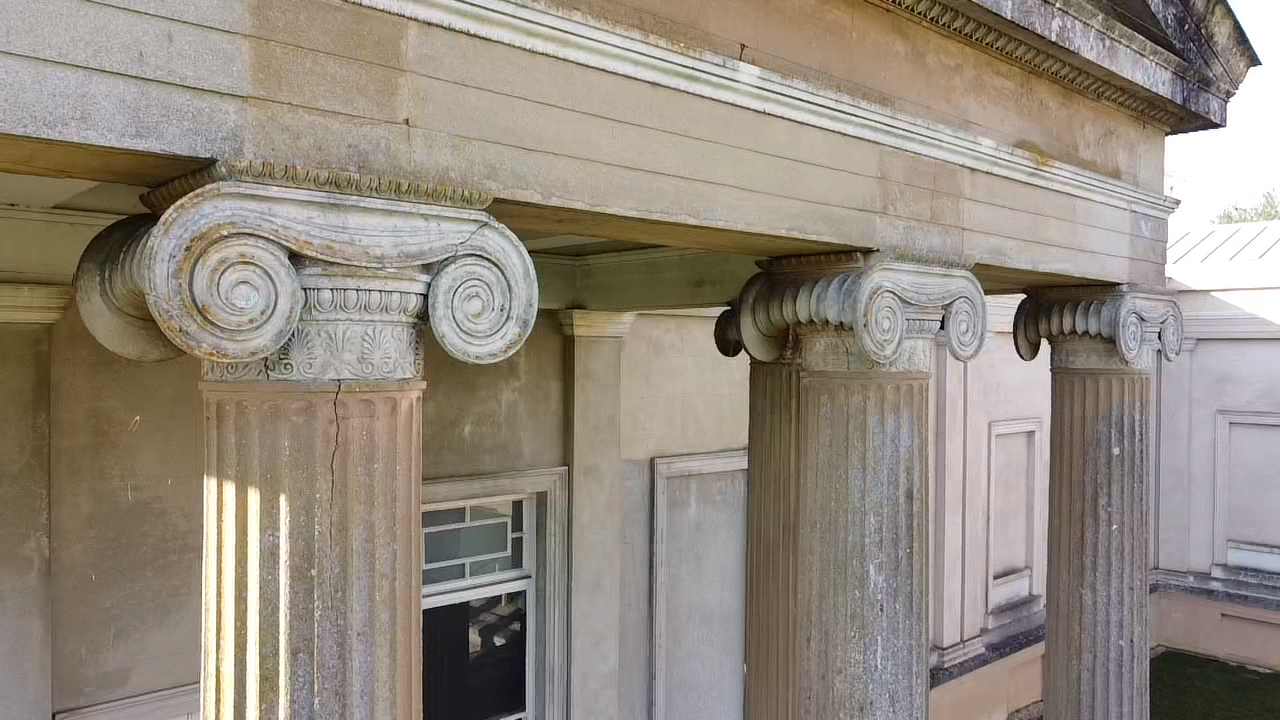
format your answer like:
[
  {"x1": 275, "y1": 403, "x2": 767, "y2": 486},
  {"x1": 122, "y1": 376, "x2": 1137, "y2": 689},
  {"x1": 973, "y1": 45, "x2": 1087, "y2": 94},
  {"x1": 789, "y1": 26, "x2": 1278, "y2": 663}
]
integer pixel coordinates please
[
  {"x1": 422, "y1": 313, "x2": 566, "y2": 478},
  {"x1": 0, "y1": 325, "x2": 52, "y2": 720},
  {"x1": 50, "y1": 306, "x2": 204, "y2": 711},
  {"x1": 617, "y1": 314, "x2": 750, "y2": 719},
  {"x1": 621, "y1": 313, "x2": 749, "y2": 462},
  {"x1": 1153, "y1": 289, "x2": 1280, "y2": 672},
  {"x1": 1157, "y1": 300, "x2": 1280, "y2": 573},
  {"x1": 35, "y1": 302, "x2": 1206, "y2": 716}
]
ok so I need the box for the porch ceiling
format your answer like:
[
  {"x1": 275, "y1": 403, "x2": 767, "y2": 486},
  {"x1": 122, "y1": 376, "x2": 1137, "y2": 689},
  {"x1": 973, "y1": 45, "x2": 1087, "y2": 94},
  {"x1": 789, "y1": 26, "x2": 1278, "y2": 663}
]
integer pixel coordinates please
[{"x1": 0, "y1": 158, "x2": 1110, "y2": 310}]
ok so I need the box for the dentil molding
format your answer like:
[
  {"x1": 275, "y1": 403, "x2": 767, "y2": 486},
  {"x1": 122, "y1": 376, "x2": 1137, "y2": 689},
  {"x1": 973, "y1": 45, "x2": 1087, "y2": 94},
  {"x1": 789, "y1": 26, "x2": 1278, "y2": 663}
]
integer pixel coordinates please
[
  {"x1": 1013, "y1": 287, "x2": 1182, "y2": 369},
  {"x1": 714, "y1": 253, "x2": 986, "y2": 369},
  {"x1": 74, "y1": 161, "x2": 539, "y2": 381}
]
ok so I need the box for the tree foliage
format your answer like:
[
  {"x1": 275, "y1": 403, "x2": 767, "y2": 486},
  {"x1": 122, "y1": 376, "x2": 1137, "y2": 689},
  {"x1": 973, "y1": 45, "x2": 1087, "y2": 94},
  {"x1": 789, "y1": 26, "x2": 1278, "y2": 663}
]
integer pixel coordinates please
[{"x1": 1214, "y1": 190, "x2": 1280, "y2": 224}]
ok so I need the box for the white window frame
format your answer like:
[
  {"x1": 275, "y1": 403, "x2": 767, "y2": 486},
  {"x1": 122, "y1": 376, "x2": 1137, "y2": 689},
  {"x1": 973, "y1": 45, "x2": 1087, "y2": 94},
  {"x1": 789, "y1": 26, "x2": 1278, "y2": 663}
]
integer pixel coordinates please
[
  {"x1": 421, "y1": 491, "x2": 536, "y2": 600},
  {"x1": 422, "y1": 467, "x2": 568, "y2": 720}
]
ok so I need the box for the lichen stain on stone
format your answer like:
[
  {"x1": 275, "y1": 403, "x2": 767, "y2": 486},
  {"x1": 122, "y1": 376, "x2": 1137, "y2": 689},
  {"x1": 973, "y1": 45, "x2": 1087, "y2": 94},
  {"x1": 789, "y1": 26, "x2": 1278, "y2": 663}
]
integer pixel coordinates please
[{"x1": 1013, "y1": 140, "x2": 1055, "y2": 169}]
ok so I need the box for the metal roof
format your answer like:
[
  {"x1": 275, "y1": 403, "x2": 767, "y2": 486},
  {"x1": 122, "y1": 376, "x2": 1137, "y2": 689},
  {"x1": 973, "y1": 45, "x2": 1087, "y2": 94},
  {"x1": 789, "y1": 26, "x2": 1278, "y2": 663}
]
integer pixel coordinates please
[{"x1": 1167, "y1": 221, "x2": 1280, "y2": 290}]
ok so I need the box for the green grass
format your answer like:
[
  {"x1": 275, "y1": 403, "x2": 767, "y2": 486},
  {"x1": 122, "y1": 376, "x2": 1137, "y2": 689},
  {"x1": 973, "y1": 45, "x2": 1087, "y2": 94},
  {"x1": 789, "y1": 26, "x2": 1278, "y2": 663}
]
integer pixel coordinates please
[{"x1": 1152, "y1": 651, "x2": 1280, "y2": 719}]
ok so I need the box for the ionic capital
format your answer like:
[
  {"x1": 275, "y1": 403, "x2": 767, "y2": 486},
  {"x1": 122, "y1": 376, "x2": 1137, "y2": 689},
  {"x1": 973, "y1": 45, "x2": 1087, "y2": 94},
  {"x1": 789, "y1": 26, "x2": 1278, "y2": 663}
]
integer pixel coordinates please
[
  {"x1": 74, "y1": 161, "x2": 539, "y2": 382},
  {"x1": 714, "y1": 254, "x2": 986, "y2": 370},
  {"x1": 1013, "y1": 287, "x2": 1182, "y2": 370}
]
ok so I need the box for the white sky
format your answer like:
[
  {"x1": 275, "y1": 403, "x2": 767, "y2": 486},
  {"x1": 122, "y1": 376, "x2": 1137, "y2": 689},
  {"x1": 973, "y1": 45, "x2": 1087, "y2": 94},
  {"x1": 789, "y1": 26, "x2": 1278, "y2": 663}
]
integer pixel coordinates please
[{"x1": 1165, "y1": 0, "x2": 1280, "y2": 235}]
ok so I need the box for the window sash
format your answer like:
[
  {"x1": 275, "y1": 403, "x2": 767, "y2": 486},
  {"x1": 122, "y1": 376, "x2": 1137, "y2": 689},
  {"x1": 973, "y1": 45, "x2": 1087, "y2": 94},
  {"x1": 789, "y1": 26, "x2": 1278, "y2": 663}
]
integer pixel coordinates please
[
  {"x1": 422, "y1": 493, "x2": 539, "y2": 720},
  {"x1": 422, "y1": 494, "x2": 535, "y2": 595}
]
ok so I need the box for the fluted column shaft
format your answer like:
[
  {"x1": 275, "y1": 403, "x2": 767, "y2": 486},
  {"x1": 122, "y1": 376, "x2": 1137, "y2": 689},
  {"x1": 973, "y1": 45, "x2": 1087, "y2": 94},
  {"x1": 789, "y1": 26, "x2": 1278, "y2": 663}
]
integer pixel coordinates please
[
  {"x1": 1045, "y1": 349, "x2": 1149, "y2": 719},
  {"x1": 1013, "y1": 287, "x2": 1181, "y2": 720},
  {"x1": 746, "y1": 355, "x2": 930, "y2": 719},
  {"x1": 716, "y1": 254, "x2": 987, "y2": 720},
  {"x1": 202, "y1": 381, "x2": 424, "y2": 720}
]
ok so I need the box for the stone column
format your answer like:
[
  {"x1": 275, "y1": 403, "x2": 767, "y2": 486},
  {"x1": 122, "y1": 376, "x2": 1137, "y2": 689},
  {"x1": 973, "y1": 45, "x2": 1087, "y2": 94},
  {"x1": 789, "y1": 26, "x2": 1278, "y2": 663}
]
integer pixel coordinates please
[
  {"x1": 72, "y1": 161, "x2": 539, "y2": 719},
  {"x1": 201, "y1": 381, "x2": 423, "y2": 719},
  {"x1": 715, "y1": 254, "x2": 986, "y2": 720},
  {"x1": 559, "y1": 310, "x2": 634, "y2": 720},
  {"x1": 1013, "y1": 288, "x2": 1182, "y2": 720}
]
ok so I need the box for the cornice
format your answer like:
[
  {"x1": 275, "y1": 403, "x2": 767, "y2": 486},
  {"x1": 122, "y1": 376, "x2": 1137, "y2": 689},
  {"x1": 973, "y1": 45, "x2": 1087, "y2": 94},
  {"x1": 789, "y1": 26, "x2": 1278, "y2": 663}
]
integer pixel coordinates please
[
  {"x1": 345, "y1": 0, "x2": 1178, "y2": 219},
  {"x1": 142, "y1": 159, "x2": 494, "y2": 213},
  {"x1": 874, "y1": 0, "x2": 1180, "y2": 128},
  {"x1": 0, "y1": 284, "x2": 72, "y2": 324},
  {"x1": 872, "y1": 0, "x2": 1243, "y2": 131},
  {"x1": 1182, "y1": 311, "x2": 1280, "y2": 341}
]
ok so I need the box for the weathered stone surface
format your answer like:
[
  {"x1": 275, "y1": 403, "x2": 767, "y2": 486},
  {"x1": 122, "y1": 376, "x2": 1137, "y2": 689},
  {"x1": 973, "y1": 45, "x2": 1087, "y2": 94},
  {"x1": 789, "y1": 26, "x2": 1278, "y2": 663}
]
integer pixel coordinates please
[
  {"x1": 1045, "y1": 347, "x2": 1151, "y2": 720},
  {"x1": 1014, "y1": 287, "x2": 1182, "y2": 370},
  {"x1": 49, "y1": 306, "x2": 203, "y2": 711},
  {"x1": 744, "y1": 356, "x2": 931, "y2": 719},
  {"x1": 0, "y1": 326, "x2": 51, "y2": 720},
  {"x1": 67, "y1": 168, "x2": 543, "y2": 720},
  {"x1": 202, "y1": 381, "x2": 423, "y2": 720},
  {"x1": 722, "y1": 256, "x2": 986, "y2": 719},
  {"x1": 1015, "y1": 288, "x2": 1182, "y2": 720},
  {"x1": 73, "y1": 172, "x2": 539, "y2": 376},
  {"x1": 716, "y1": 253, "x2": 986, "y2": 368}
]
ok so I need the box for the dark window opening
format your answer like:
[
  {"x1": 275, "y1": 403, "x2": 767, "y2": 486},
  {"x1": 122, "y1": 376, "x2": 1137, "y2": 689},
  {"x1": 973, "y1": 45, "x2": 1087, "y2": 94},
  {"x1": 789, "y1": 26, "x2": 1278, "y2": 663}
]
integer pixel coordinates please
[{"x1": 423, "y1": 592, "x2": 527, "y2": 720}]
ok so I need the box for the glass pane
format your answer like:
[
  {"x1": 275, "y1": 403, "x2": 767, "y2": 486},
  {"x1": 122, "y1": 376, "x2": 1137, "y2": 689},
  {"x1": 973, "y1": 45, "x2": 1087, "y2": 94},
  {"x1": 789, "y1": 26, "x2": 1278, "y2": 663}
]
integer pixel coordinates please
[
  {"x1": 424, "y1": 508, "x2": 466, "y2": 528},
  {"x1": 470, "y1": 501, "x2": 513, "y2": 522},
  {"x1": 422, "y1": 564, "x2": 465, "y2": 586},
  {"x1": 510, "y1": 501, "x2": 524, "y2": 534},
  {"x1": 425, "y1": 523, "x2": 508, "y2": 565},
  {"x1": 469, "y1": 556, "x2": 513, "y2": 577},
  {"x1": 510, "y1": 537, "x2": 523, "y2": 570},
  {"x1": 423, "y1": 591, "x2": 527, "y2": 720}
]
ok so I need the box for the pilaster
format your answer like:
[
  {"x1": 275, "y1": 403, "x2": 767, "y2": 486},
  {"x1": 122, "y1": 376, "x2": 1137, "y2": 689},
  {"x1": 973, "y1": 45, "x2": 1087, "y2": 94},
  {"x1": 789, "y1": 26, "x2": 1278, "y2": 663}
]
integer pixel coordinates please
[
  {"x1": 717, "y1": 253, "x2": 985, "y2": 719},
  {"x1": 71, "y1": 160, "x2": 540, "y2": 720},
  {"x1": 1013, "y1": 287, "x2": 1181, "y2": 720},
  {"x1": 559, "y1": 309, "x2": 634, "y2": 720}
]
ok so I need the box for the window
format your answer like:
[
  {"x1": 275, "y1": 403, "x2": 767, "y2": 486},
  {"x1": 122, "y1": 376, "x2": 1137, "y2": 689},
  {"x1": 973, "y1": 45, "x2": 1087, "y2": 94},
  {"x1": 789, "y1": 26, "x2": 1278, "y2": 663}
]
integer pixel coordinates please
[
  {"x1": 421, "y1": 469, "x2": 567, "y2": 720},
  {"x1": 423, "y1": 496, "x2": 535, "y2": 720}
]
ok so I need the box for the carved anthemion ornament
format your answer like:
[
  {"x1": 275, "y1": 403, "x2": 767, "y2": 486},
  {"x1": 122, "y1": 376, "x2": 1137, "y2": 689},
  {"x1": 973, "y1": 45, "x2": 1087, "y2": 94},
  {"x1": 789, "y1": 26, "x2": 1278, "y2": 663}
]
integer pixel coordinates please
[
  {"x1": 1012, "y1": 287, "x2": 1182, "y2": 369},
  {"x1": 714, "y1": 253, "x2": 986, "y2": 367},
  {"x1": 75, "y1": 162, "x2": 538, "y2": 381}
]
